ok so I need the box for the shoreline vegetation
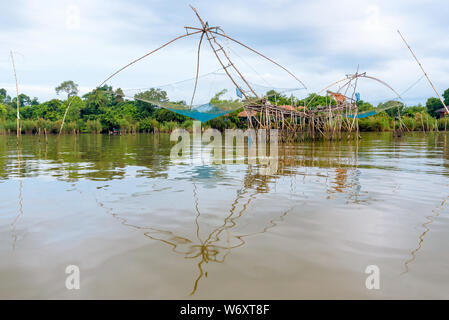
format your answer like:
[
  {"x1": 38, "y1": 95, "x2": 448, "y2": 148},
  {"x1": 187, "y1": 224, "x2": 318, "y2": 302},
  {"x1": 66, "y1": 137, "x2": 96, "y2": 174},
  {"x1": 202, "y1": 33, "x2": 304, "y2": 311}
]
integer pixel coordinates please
[{"x1": 1, "y1": 82, "x2": 449, "y2": 137}]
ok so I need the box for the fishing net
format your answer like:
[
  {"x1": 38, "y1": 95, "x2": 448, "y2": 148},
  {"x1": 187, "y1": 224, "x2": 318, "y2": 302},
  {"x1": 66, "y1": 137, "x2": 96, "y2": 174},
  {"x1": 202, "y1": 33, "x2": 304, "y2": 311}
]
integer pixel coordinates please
[
  {"x1": 101, "y1": 14, "x2": 308, "y2": 123},
  {"x1": 122, "y1": 71, "x2": 305, "y2": 122},
  {"x1": 321, "y1": 73, "x2": 405, "y2": 119}
]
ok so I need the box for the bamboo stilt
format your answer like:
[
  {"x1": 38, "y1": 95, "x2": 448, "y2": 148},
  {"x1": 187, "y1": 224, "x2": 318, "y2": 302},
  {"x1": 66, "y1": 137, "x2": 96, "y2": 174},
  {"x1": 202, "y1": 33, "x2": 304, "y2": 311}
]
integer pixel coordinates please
[{"x1": 10, "y1": 51, "x2": 20, "y2": 139}]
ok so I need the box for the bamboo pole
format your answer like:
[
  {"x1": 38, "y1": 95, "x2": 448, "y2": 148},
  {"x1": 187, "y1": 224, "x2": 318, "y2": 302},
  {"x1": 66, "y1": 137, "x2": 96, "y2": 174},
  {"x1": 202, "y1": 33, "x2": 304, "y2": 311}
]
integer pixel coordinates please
[
  {"x1": 10, "y1": 51, "x2": 20, "y2": 138},
  {"x1": 211, "y1": 32, "x2": 259, "y2": 98},
  {"x1": 398, "y1": 30, "x2": 449, "y2": 114},
  {"x1": 210, "y1": 30, "x2": 307, "y2": 89},
  {"x1": 190, "y1": 31, "x2": 205, "y2": 106},
  {"x1": 59, "y1": 95, "x2": 76, "y2": 136},
  {"x1": 349, "y1": 65, "x2": 360, "y2": 132},
  {"x1": 421, "y1": 113, "x2": 425, "y2": 131},
  {"x1": 189, "y1": 6, "x2": 252, "y2": 101},
  {"x1": 98, "y1": 30, "x2": 202, "y2": 88}
]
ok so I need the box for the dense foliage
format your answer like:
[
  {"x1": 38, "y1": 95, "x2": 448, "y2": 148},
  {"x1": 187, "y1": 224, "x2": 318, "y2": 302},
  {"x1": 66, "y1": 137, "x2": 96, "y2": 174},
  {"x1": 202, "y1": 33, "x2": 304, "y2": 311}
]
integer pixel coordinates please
[{"x1": 1, "y1": 82, "x2": 448, "y2": 134}]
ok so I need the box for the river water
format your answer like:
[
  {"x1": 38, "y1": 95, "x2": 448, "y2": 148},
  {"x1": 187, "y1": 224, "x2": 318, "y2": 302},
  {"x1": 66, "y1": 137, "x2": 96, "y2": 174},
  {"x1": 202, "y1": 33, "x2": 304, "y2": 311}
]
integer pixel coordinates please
[{"x1": 0, "y1": 132, "x2": 448, "y2": 299}]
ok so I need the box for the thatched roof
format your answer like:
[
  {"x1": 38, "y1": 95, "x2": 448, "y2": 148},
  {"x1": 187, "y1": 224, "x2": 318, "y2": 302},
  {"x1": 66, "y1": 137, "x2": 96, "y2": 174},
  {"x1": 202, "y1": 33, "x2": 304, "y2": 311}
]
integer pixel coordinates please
[
  {"x1": 327, "y1": 91, "x2": 347, "y2": 103},
  {"x1": 237, "y1": 110, "x2": 257, "y2": 117},
  {"x1": 436, "y1": 107, "x2": 449, "y2": 113},
  {"x1": 277, "y1": 105, "x2": 298, "y2": 111}
]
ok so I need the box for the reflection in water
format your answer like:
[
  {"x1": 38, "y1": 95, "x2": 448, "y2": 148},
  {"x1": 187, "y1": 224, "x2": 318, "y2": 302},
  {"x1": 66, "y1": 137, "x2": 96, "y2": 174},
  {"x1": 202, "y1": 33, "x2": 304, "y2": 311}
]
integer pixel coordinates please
[
  {"x1": 11, "y1": 140, "x2": 23, "y2": 250},
  {"x1": 2, "y1": 133, "x2": 449, "y2": 299},
  {"x1": 84, "y1": 139, "x2": 369, "y2": 295},
  {"x1": 403, "y1": 196, "x2": 449, "y2": 274},
  {"x1": 94, "y1": 167, "x2": 294, "y2": 295},
  {"x1": 11, "y1": 180, "x2": 23, "y2": 250}
]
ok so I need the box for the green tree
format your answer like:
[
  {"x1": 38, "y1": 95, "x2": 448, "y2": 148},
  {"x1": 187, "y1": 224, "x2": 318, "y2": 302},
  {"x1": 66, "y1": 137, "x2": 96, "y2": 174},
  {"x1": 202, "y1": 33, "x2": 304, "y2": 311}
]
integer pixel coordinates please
[
  {"x1": 135, "y1": 88, "x2": 168, "y2": 103},
  {"x1": 356, "y1": 100, "x2": 375, "y2": 112},
  {"x1": 19, "y1": 105, "x2": 34, "y2": 119},
  {"x1": 153, "y1": 108, "x2": 187, "y2": 123},
  {"x1": 266, "y1": 90, "x2": 290, "y2": 105},
  {"x1": 0, "y1": 103, "x2": 7, "y2": 119},
  {"x1": 443, "y1": 88, "x2": 449, "y2": 106},
  {"x1": 83, "y1": 87, "x2": 111, "y2": 116},
  {"x1": 403, "y1": 105, "x2": 426, "y2": 117},
  {"x1": 135, "y1": 88, "x2": 169, "y2": 116},
  {"x1": 426, "y1": 97, "x2": 443, "y2": 117},
  {"x1": 379, "y1": 101, "x2": 404, "y2": 117},
  {"x1": 120, "y1": 103, "x2": 139, "y2": 120},
  {"x1": 55, "y1": 80, "x2": 79, "y2": 98},
  {"x1": 210, "y1": 89, "x2": 228, "y2": 103},
  {"x1": 115, "y1": 88, "x2": 124, "y2": 104},
  {"x1": 63, "y1": 96, "x2": 85, "y2": 122},
  {"x1": 11, "y1": 93, "x2": 32, "y2": 108},
  {"x1": 299, "y1": 93, "x2": 334, "y2": 109},
  {"x1": 0, "y1": 88, "x2": 11, "y2": 104},
  {"x1": 33, "y1": 99, "x2": 63, "y2": 121}
]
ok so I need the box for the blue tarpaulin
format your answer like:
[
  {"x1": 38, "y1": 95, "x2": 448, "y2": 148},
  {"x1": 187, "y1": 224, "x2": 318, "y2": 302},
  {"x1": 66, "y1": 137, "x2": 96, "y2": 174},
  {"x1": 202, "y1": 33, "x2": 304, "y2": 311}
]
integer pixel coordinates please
[
  {"x1": 167, "y1": 103, "x2": 232, "y2": 122},
  {"x1": 236, "y1": 87, "x2": 243, "y2": 98},
  {"x1": 344, "y1": 110, "x2": 377, "y2": 119}
]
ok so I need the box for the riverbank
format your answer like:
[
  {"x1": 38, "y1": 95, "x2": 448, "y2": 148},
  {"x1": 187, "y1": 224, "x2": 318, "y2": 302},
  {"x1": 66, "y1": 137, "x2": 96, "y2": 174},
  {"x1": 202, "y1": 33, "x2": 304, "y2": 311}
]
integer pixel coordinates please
[{"x1": 1, "y1": 114, "x2": 449, "y2": 136}]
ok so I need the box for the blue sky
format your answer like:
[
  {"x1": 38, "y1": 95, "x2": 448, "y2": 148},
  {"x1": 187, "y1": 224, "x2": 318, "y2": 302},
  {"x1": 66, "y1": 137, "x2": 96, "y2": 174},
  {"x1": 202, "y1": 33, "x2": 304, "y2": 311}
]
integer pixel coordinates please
[{"x1": 1, "y1": 0, "x2": 448, "y2": 106}]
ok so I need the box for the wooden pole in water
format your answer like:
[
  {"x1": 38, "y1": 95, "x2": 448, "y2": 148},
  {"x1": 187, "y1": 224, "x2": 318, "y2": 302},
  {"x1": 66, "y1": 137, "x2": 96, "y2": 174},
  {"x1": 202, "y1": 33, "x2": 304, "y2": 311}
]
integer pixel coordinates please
[
  {"x1": 421, "y1": 113, "x2": 425, "y2": 131},
  {"x1": 398, "y1": 30, "x2": 449, "y2": 114},
  {"x1": 10, "y1": 51, "x2": 20, "y2": 138},
  {"x1": 59, "y1": 95, "x2": 76, "y2": 136}
]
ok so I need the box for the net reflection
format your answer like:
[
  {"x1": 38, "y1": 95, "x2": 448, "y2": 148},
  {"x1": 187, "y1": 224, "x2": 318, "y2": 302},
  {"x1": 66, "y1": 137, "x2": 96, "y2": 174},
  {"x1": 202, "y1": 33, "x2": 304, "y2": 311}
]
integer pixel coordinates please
[
  {"x1": 92, "y1": 141, "x2": 364, "y2": 295},
  {"x1": 402, "y1": 196, "x2": 449, "y2": 274},
  {"x1": 11, "y1": 140, "x2": 23, "y2": 250},
  {"x1": 94, "y1": 165, "x2": 293, "y2": 295}
]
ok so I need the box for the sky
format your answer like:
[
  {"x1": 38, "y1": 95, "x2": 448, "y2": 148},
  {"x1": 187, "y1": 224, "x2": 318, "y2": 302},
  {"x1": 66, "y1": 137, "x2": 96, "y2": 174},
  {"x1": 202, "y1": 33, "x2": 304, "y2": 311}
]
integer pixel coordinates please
[{"x1": 1, "y1": 0, "x2": 448, "y2": 106}]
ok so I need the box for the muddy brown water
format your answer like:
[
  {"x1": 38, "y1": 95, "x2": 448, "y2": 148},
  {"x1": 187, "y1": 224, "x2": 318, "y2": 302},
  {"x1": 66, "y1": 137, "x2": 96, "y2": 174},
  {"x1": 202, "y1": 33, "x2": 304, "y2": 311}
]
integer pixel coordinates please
[{"x1": 0, "y1": 132, "x2": 448, "y2": 299}]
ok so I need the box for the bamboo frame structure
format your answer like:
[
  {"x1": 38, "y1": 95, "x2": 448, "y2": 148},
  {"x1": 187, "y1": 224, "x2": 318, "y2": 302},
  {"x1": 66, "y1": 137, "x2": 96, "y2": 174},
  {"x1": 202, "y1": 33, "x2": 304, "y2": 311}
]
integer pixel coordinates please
[
  {"x1": 59, "y1": 95, "x2": 76, "y2": 136},
  {"x1": 98, "y1": 30, "x2": 204, "y2": 88},
  {"x1": 97, "y1": 6, "x2": 305, "y2": 100},
  {"x1": 398, "y1": 30, "x2": 449, "y2": 114},
  {"x1": 234, "y1": 71, "x2": 403, "y2": 141},
  {"x1": 10, "y1": 51, "x2": 20, "y2": 138},
  {"x1": 96, "y1": 6, "x2": 410, "y2": 141}
]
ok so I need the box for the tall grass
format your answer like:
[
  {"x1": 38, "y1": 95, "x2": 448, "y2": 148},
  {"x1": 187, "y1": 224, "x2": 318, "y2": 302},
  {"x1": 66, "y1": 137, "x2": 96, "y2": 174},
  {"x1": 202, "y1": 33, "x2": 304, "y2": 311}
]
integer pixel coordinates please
[
  {"x1": 21, "y1": 119, "x2": 37, "y2": 134},
  {"x1": 1, "y1": 113, "x2": 447, "y2": 135},
  {"x1": 86, "y1": 120, "x2": 102, "y2": 134},
  {"x1": 138, "y1": 118, "x2": 160, "y2": 133},
  {"x1": 401, "y1": 117, "x2": 417, "y2": 131},
  {"x1": 358, "y1": 115, "x2": 392, "y2": 132},
  {"x1": 437, "y1": 117, "x2": 449, "y2": 131},
  {"x1": 159, "y1": 121, "x2": 178, "y2": 133}
]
